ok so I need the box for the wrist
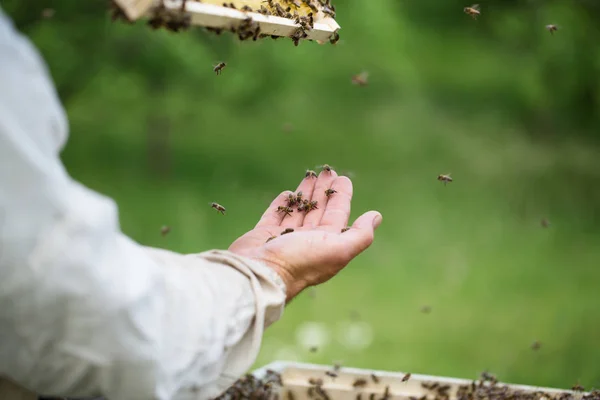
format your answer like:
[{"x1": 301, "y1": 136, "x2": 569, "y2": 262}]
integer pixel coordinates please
[{"x1": 253, "y1": 256, "x2": 305, "y2": 303}]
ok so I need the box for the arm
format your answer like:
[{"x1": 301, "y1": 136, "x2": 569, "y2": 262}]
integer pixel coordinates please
[{"x1": 0, "y1": 8, "x2": 285, "y2": 400}]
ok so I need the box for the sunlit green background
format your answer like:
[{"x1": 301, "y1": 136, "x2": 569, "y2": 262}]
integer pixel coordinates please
[{"x1": 4, "y1": 0, "x2": 600, "y2": 392}]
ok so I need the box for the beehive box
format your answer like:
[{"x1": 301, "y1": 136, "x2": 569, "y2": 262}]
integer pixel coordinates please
[{"x1": 214, "y1": 361, "x2": 598, "y2": 400}]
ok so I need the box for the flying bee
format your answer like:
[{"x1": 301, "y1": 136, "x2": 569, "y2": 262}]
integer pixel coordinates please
[
  {"x1": 402, "y1": 373, "x2": 412, "y2": 382},
  {"x1": 213, "y1": 62, "x2": 226, "y2": 75},
  {"x1": 352, "y1": 71, "x2": 369, "y2": 86},
  {"x1": 160, "y1": 225, "x2": 171, "y2": 236},
  {"x1": 437, "y1": 173, "x2": 453, "y2": 185},
  {"x1": 464, "y1": 4, "x2": 480, "y2": 19},
  {"x1": 266, "y1": 236, "x2": 277, "y2": 243},
  {"x1": 210, "y1": 202, "x2": 226, "y2": 214},
  {"x1": 541, "y1": 218, "x2": 551, "y2": 228},
  {"x1": 531, "y1": 340, "x2": 541, "y2": 350},
  {"x1": 545, "y1": 24, "x2": 558, "y2": 35},
  {"x1": 305, "y1": 170, "x2": 318, "y2": 178},
  {"x1": 309, "y1": 346, "x2": 318, "y2": 353},
  {"x1": 421, "y1": 305, "x2": 432, "y2": 313},
  {"x1": 341, "y1": 227, "x2": 350, "y2": 233},
  {"x1": 325, "y1": 188, "x2": 337, "y2": 197},
  {"x1": 277, "y1": 206, "x2": 294, "y2": 217},
  {"x1": 41, "y1": 7, "x2": 56, "y2": 19},
  {"x1": 281, "y1": 228, "x2": 295, "y2": 235}
]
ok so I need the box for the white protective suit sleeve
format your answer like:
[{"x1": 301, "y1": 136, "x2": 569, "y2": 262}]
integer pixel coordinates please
[{"x1": 0, "y1": 7, "x2": 286, "y2": 400}]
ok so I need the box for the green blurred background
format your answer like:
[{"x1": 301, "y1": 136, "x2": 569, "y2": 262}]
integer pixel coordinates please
[{"x1": 4, "y1": 0, "x2": 600, "y2": 392}]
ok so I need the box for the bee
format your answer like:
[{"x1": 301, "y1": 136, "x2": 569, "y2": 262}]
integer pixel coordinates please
[
  {"x1": 352, "y1": 71, "x2": 369, "y2": 86},
  {"x1": 210, "y1": 202, "x2": 226, "y2": 214},
  {"x1": 545, "y1": 24, "x2": 558, "y2": 35},
  {"x1": 371, "y1": 373, "x2": 380, "y2": 384},
  {"x1": 160, "y1": 225, "x2": 171, "y2": 236},
  {"x1": 325, "y1": 371, "x2": 338, "y2": 378},
  {"x1": 402, "y1": 373, "x2": 411, "y2": 382},
  {"x1": 572, "y1": 383, "x2": 585, "y2": 392},
  {"x1": 464, "y1": 4, "x2": 480, "y2": 19},
  {"x1": 421, "y1": 305, "x2": 432, "y2": 313},
  {"x1": 277, "y1": 206, "x2": 294, "y2": 217},
  {"x1": 333, "y1": 363, "x2": 342, "y2": 372},
  {"x1": 353, "y1": 378, "x2": 368, "y2": 388},
  {"x1": 259, "y1": 5, "x2": 271, "y2": 15},
  {"x1": 541, "y1": 218, "x2": 551, "y2": 228},
  {"x1": 325, "y1": 188, "x2": 337, "y2": 197},
  {"x1": 322, "y1": 4, "x2": 335, "y2": 18},
  {"x1": 383, "y1": 386, "x2": 391, "y2": 398},
  {"x1": 266, "y1": 236, "x2": 277, "y2": 243},
  {"x1": 531, "y1": 340, "x2": 541, "y2": 350},
  {"x1": 341, "y1": 227, "x2": 350, "y2": 233},
  {"x1": 287, "y1": 390, "x2": 296, "y2": 400},
  {"x1": 213, "y1": 62, "x2": 226, "y2": 75},
  {"x1": 329, "y1": 31, "x2": 340, "y2": 44},
  {"x1": 317, "y1": 164, "x2": 333, "y2": 173},
  {"x1": 306, "y1": 200, "x2": 318, "y2": 212},
  {"x1": 41, "y1": 8, "x2": 55, "y2": 19},
  {"x1": 281, "y1": 228, "x2": 295, "y2": 235},
  {"x1": 287, "y1": 193, "x2": 297, "y2": 207},
  {"x1": 480, "y1": 371, "x2": 497, "y2": 383},
  {"x1": 206, "y1": 27, "x2": 224, "y2": 35},
  {"x1": 291, "y1": 28, "x2": 307, "y2": 46},
  {"x1": 437, "y1": 173, "x2": 453, "y2": 185},
  {"x1": 297, "y1": 202, "x2": 306, "y2": 212},
  {"x1": 309, "y1": 346, "x2": 318, "y2": 353},
  {"x1": 305, "y1": 169, "x2": 318, "y2": 178},
  {"x1": 296, "y1": 191, "x2": 304, "y2": 203},
  {"x1": 241, "y1": 5, "x2": 253, "y2": 11}
]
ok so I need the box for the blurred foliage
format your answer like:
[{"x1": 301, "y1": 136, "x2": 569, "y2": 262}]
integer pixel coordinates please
[{"x1": 3, "y1": 0, "x2": 600, "y2": 393}]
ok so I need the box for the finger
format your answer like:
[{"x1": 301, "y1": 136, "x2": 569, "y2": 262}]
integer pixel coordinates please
[
  {"x1": 302, "y1": 169, "x2": 339, "y2": 227},
  {"x1": 340, "y1": 211, "x2": 382, "y2": 259},
  {"x1": 281, "y1": 172, "x2": 318, "y2": 228},
  {"x1": 318, "y1": 176, "x2": 353, "y2": 230},
  {"x1": 255, "y1": 190, "x2": 293, "y2": 228}
]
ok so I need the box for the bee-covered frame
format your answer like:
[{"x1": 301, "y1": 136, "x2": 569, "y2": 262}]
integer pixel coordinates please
[{"x1": 113, "y1": 0, "x2": 341, "y2": 42}]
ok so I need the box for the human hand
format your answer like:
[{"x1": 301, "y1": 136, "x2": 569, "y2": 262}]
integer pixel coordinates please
[{"x1": 228, "y1": 169, "x2": 382, "y2": 302}]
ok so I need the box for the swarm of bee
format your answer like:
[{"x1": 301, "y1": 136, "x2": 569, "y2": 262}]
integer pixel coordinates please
[
  {"x1": 213, "y1": 365, "x2": 600, "y2": 400},
  {"x1": 212, "y1": 369, "x2": 283, "y2": 400}
]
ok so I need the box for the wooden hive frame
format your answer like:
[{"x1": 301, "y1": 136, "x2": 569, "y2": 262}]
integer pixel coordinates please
[
  {"x1": 251, "y1": 361, "x2": 594, "y2": 400},
  {"x1": 113, "y1": 0, "x2": 341, "y2": 43}
]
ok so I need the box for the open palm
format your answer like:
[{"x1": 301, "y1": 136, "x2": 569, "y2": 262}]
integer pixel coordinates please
[{"x1": 229, "y1": 169, "x2": 382, "y2": 301}]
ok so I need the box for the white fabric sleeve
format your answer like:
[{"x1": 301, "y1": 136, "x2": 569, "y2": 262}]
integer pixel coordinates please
[{"x1": 0, "y1": 7, "x2": 286, "y2": 400}]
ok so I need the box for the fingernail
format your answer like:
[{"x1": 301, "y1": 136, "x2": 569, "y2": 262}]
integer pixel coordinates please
[{"x1": 373, "y1": 213, "x2": 382, "y2": 229}]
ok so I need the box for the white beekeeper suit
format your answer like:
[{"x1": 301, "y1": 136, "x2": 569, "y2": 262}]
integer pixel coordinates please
[{"x1": 0, "y1": 6, "x2": 286, "y2": 400}]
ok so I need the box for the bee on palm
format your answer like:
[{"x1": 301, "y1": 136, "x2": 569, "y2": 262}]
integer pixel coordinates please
[{"x1": 277, "y1": 205, "x2": 294, "y2": 218}]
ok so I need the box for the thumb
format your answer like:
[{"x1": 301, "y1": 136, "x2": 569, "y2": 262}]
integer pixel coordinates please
[{"x1": 343, "y1": 211, "x2": 382, "y2": 259}]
